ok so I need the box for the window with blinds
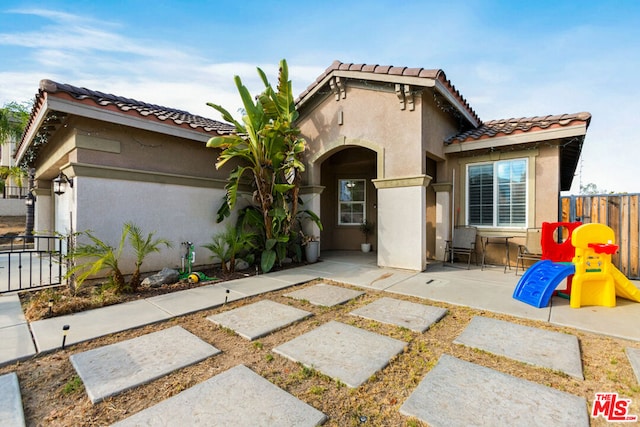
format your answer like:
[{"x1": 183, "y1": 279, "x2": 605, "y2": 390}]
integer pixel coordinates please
[{"x1": 467, "y1": 159, "x2": 527, "y2": 227}]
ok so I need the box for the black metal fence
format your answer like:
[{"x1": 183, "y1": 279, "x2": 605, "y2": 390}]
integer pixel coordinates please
[
  {"x1": 2, "y1": 186, "x2": 28, "y2": 199},
  {"x1": 0, "y1": 235, "x2": 65, "y2": 293}
]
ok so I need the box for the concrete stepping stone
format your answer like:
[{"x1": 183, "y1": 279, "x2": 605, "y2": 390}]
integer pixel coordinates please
[
  {"x1": 273, "y1": 320, "x2": 406, "y2": 388},
  {"x1": 400, "y1": 354, "x2": 589, "y2": 427},
  {"x1": 0, "y1": 372, "x2": 25, "y2": 427},
  {"x1": 112, "y1": 364, "x2": 327, "y2": 426},
  {"x1": 350, "y1": 297, "x2": 447, "y2": 332},
  {"x1": 70, "y1": 326, "x2": 220, "y2": 404},
  {"x1": 207, "y1": 300, "x2": 312, "y2": 341},
  {"x1": 454, "y1": 316, "x2": 584, "y2": 380},
  {"x1": 626, "y1": 347, "x2": 640, "y2": 384},
  {"x1": 285, "y1": 283, "x2": 364, "y2": 306}
]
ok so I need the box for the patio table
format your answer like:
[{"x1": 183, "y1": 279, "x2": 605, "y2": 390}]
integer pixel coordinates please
[{"x1": 480, "y1": 235, "x2": 514, "y2": 273}]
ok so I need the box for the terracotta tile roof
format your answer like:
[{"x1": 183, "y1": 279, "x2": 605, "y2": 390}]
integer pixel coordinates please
[
  {"x1": 296, "y1": 60, "x2": 481, "y2": 125},
  {"x1": 445, "y1": 112, "x2": 592, "y2": 144},
  {"x1": 37, "y1": 79, "x2": 235, "y2": 134}
]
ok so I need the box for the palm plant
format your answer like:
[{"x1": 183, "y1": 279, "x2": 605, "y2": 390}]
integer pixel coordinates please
[
  {"x1": 0, "y1": 102, "x2": 29, "y2": 143},
  {"x1": 65, "y1": 224, "x2": 131, "y2": 293},
  {"x1": 127, "y1": 222, "x2": 172, "y2": 291},
  {"x1": 203, "y1": 225, "x2": 256, "y2": 273},
  {"x1": 207, "y1": 59, "x2": 321, "y2": 272}
]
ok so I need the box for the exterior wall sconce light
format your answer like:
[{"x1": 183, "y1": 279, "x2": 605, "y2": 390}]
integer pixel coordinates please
[{"x1": 53, "y1": 171, "x2": 73, "y2": 195}]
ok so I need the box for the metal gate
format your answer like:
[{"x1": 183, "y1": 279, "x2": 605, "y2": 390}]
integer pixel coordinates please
[
  {"x1": 0, "y1": 235, "x2": 66, "y2": 294},
  {"x1": 560, "y1": 194, "x2": 640, "y2": 279}
]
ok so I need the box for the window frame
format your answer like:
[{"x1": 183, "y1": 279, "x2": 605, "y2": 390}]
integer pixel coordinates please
[
  {"x1": 466, "y1": 158, "x2": 528, "y2": 229},
  {"x1": 338, "y1": 179, "x2": 366, "y2": 226}
]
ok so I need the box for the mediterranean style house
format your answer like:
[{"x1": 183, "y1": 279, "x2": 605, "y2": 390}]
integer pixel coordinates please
[{"x1": 15, "y1": 61, "x2": 591, "y2": 273}]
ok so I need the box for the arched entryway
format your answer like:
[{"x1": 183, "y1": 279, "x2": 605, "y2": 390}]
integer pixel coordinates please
[{"x1": 319, "y1": 147, "x2": 377, "y2": 251}]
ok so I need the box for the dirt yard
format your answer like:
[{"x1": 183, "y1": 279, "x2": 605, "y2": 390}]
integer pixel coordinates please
[{"x1": 2, "y1": 277, "x2": 639, "y2": 426}]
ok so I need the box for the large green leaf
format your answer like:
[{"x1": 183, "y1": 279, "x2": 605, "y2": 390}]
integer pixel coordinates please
[
  {"x1": 273, "y1": 183, "x2": 295, "y2": 193},
  {"x1": 261, "y1": 249, "x2": 276, "y2": 273},
  {"x1": 224, "y1": 165, "x2": 251, "y2": 209}
]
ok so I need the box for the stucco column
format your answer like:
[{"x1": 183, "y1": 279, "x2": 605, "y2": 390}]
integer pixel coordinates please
[
  {"x1": 432, "y1": 182, "x2": 452, "y2": 262},
  {"x1": 372, "y1": 175, "x2": 431, "y2": 271},
  {"x1": 32, "y1": 186, "x2": 53, "y2": 251},
  {"x1": 300, "y1": 185, "x2": 325, "y2": 244}
]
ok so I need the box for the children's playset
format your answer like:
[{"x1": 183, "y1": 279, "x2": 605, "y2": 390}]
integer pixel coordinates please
[{"x1": 513, "y1": 222, "x2": 640, "y2": 308}]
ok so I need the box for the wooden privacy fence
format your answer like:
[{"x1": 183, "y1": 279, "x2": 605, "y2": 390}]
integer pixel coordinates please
[{"x1": 560, "y1": 194, "x2": 640, "y2": 279}]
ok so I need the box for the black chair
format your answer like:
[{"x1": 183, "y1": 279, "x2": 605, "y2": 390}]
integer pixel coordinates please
[{"x1": 444, "y1": 226, "x2": 478, "y2": 269}]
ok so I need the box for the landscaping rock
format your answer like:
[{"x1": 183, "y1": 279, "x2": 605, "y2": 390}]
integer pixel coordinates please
[
  {"x1": 226, "y1": 259, "x2": 250, "y2": 271},
  {"x1": 141, "y1": 268, "x2": 180, "y2": 288}
]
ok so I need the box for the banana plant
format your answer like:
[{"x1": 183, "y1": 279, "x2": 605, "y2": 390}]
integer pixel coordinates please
[{"x1": 207, "y1": 59, "x2": 321, "y2": 272}]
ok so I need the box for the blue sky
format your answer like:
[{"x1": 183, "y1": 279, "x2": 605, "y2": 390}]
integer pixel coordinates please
[{"x1": 1, "y1": 0, "x2": 639, "y2": 193}]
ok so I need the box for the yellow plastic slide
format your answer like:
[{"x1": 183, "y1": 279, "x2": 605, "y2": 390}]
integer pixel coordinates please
[{"x1": 611, "y1": 266, "x2": 640, "y2": 302}]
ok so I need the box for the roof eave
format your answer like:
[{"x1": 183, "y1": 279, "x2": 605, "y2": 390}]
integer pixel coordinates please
[
  {"x1": 15, "y1": 96, "x2": 49, "y2": 164},
  {"x1": 16, "y1": 96, "x2": 216, "y2": 165},
  {"x1": 442, "y1": 123, "x2": 588, "y2": 154},
  {"x1": 434, "y1": 80, "x2": 480, "y2": 128}
]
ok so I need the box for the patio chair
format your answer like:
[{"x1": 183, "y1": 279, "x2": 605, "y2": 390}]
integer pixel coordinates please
[
  {"x1": 444, "y1": 226, "x2": 478, "y2": 269},
  {"x1": 515, "y1": 228, "x2": 542, "y2": 275}
]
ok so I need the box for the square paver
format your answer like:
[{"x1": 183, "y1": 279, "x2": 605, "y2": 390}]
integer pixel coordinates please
[
  {"x1": 400, "y1": 354, "x2": 589, "y2": 427},
  {"x1": 285, "y1": 283, "x2": 364, "y2": 307},
  {"x1": 70, "y1": 326, "x2": 220, "y2": 403},
  {"x1": 0, "y1": 372, "x2": 25, "y2": 427},
  {"x1": 112, "y1": 365, "x2": 327, "y2": 426},
  {"x1": 273, "y1": 320, "x2": 406, "y2": 388},
  {"x1": 350, "y1": 297, "x2": 447, "y2": 332},
  {"x1": 207, "y1": 300, "x2": 312, "y2": 340},
  {"x1": 454, "y1": 316, "x2": 583, "y2": 380}
]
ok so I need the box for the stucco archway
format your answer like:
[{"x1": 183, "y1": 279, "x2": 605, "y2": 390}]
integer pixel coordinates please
[
  {"x1": 315, "y1": 145, "x2": 378, "y2": 251},
  {"x1": 307, "y1": 137, "x2": 384, "y2": 186}
]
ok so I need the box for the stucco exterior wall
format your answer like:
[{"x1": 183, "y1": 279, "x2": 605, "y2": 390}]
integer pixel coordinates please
[
  {"x1": 299, "y1": 85, "x2": 423, "y2": 182},
  {"x1": 534, "y1": 145, "x2": 561, "y2": 225},
  {"x1": 29, "y1": 112, "x2": 241, "y2": 277},
  {"x1": 421, "y1": 91, "x2": 460, "y2": 162},
  {"x1": 32, "y1": 116, "x2": 231, "y2": 183},
  {"x1": 73, "y1": 176, "x2": 233, "y2": 274}
]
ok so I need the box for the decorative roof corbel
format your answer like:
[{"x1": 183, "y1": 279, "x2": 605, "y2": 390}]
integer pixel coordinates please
[
  {"x1": 329, "y1": 76, "x2": 346, "y2": 101},
  {"x1": 395, "y1": 83, "x2": 414, "y2": 111}
]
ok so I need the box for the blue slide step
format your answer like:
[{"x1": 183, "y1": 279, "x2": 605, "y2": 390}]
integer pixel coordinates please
[{"x1": 513, "y1": 260, "x2": 576, "y2": 308}]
